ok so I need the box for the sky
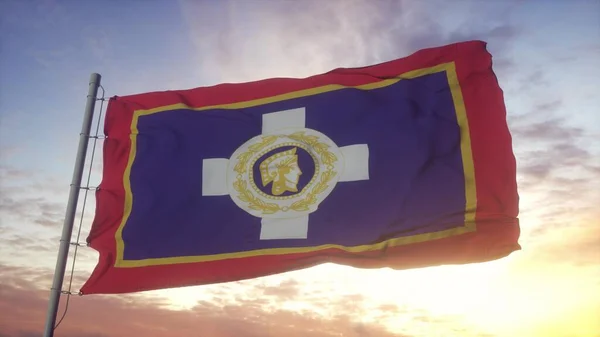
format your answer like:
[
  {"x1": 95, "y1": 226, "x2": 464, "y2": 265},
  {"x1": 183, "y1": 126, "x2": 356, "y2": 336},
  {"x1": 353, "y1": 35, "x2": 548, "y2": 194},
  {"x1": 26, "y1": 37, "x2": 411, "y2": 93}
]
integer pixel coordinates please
[{"x1": 0, "y1": 0, "x2": 599, "y2": 336}]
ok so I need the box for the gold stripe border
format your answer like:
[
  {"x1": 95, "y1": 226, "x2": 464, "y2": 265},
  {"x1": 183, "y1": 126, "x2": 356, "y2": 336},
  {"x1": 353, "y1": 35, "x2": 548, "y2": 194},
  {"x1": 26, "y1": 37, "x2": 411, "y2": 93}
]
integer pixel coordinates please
[{"x1": 114, "y1": 62, "x2": 476, "y2": 268}]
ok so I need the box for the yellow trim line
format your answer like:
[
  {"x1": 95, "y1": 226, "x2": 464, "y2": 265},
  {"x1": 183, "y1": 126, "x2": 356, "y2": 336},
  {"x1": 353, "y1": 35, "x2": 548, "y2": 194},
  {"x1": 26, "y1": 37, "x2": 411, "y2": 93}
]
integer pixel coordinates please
[{"x1": 114, "y1": 62, "x2": 477, "y2": 268}]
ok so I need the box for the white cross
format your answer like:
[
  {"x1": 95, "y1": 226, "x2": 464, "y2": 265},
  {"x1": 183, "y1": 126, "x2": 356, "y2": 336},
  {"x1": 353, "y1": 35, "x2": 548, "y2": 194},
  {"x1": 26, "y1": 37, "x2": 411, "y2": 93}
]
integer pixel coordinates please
[{"x1": 201, "y1": 108, "x2": 369, "y2": 240}]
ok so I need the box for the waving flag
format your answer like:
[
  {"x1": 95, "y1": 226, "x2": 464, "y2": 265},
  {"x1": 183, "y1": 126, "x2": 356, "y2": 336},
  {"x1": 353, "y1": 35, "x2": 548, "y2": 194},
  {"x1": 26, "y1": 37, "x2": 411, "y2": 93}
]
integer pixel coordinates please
[{"x1": 81, "y1": 40, "x2": 520, "y2": 295}]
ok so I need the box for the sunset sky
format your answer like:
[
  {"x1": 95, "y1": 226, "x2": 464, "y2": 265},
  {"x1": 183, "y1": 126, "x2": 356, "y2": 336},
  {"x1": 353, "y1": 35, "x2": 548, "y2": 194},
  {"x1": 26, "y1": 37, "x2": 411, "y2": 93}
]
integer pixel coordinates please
[{"x1": 1, "y1": 0, "x2": 599, "y2": 336}]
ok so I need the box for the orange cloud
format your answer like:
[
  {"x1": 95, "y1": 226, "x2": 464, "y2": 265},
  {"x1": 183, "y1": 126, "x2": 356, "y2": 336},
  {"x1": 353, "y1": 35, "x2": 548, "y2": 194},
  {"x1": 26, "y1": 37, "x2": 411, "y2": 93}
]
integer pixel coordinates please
[{"x1": 0, "y1": 264, "x2": 409, "y2": 337}]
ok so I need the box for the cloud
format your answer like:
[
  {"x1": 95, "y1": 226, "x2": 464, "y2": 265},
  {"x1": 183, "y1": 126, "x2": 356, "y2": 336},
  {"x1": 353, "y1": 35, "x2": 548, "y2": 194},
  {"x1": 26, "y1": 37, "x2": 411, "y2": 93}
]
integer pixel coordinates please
[
  {"x1": 0, "y1": 164, "x2": 96, "y2": 229},
  {"x1": 518, "y1": 141, "x2": 590, "y2": 181},
  {"x1": 1, "y1": 0, "x2": 76, "y2": 70},
  {"x1": 0, "y1": 233, "x2": 54, "y2": 254},
  {"x1": 0, "y1": 264, "x2": 513, "y2": 337},
  {"x1": 512, "y1": 111, "x2": 585, "y2": 146},
  {"x1": 502, "y1": 214, "x2": 600, "y2": 333},
  {"x1": 81, "y1": 27, "x2": 111, "y2": 62},
  {"x1": 28, "y1": 45, "x2": 79, "y2": 69},
  {"x1": 545, "y1": 226, "x2": 600, "y2": 267},
  {"x1": 378, "y1": 303, "x2": 400, "y2": 313},
  {"x1": 0, "y1": 264, "x2": 412, "y2": 337},
  {"x1": 524, "y1": 211, "x2": 600, "y2": 266},
  {"x1": 256, "y1": 278, "x2": 300, "y2": 300},
  {"x1": 0, "y1": 196, "x2": 65, "y2": 227},
  {"x1": 507, "y1": 93, "x2": 600, "y2": 236},
  {"x1": 181, "y1": 0, "x2": 391, "y2": 83},
  {"x1": 0, "y1": 0, "x2": 68, "y2": 29},
  {"x1": 532, "y1": 100, "x2": 562, "y2": 113},
  {"x1": 0, "y1": 164, "x2": 31, "y2": 180},
  {"x1": 180, "y1": 0, "x2": 524, "y2": 85},
  {"x1": 0, "y1": 164, "x2": 100, "y2": 272}
]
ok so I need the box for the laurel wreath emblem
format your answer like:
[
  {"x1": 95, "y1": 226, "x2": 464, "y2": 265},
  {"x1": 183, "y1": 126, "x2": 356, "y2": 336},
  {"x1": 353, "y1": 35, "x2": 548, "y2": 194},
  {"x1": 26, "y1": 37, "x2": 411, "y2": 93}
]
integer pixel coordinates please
[
  {"x1": 288, "y1": 169, "x2": 335, "y2": 211},
  {"x1": 288, "y1": 132, "x2": 337, "y2": 166},
  {"x1": 233, "y1": 132, "x2": 338, "y2": 215},
  {"x1": 233, "y1": 179, "x2": 280, "y2": 214},
  {"x1": 287, "y1": 132, "x2": 337, "y2": 211},
  {"x1": 234, "y1": 135, "x2": 277, "y2": 174}
]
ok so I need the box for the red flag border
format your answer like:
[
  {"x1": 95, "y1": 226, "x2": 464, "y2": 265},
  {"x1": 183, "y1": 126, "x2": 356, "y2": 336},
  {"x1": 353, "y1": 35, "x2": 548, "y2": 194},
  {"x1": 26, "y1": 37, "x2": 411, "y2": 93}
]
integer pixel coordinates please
[{"x1": 81, "y1": 40, "x2": 519, "y2": 294}]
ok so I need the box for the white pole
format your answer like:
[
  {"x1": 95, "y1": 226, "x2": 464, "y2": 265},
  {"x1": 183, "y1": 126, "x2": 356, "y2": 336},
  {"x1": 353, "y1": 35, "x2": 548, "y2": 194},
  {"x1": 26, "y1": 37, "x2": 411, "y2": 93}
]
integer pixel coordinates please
[{"x1": 42, "y1": 73, "x2": 101, "y2": 337}]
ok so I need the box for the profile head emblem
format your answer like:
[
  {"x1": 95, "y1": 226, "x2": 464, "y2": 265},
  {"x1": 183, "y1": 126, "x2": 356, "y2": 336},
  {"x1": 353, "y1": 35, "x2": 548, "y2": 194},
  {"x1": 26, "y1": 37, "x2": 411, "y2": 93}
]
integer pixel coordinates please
[
  {"x1": 260, "y1": 147, "x2": 303, "y2": 196},
  {"x1": 227, "y1": 128, "x2": 343, "y2": 219}
]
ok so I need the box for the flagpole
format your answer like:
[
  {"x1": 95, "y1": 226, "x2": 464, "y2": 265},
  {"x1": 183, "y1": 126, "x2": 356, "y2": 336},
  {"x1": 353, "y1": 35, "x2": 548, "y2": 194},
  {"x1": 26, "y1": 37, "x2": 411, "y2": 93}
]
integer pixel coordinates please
[{"x1": 43, "y1": 73, "x2": 101, "y2": 337}]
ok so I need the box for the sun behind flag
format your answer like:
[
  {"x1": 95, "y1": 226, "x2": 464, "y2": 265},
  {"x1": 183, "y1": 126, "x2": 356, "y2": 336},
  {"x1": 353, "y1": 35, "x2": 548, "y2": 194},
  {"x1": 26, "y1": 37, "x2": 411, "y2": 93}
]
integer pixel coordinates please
[{"x1": 81, "y1": 40, "x2": 520, "y2": 295}]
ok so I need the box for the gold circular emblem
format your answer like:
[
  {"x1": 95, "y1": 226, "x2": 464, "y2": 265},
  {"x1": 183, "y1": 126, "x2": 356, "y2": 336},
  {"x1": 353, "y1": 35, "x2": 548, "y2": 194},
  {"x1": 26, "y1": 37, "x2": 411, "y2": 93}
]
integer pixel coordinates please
[{"x1": 227, "y1": 128, "x2": 343, "y2": 219}]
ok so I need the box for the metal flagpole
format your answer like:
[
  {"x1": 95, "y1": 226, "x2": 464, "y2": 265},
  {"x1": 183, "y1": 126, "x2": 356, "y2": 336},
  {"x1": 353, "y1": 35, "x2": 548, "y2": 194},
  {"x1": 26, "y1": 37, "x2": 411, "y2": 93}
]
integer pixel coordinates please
[{"x1": 43, "y1": 73, "x2": 102, "y2": 337}]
